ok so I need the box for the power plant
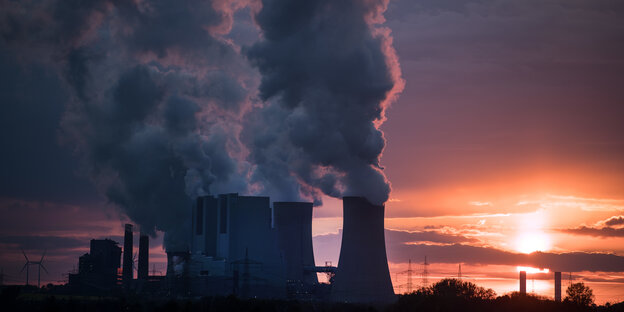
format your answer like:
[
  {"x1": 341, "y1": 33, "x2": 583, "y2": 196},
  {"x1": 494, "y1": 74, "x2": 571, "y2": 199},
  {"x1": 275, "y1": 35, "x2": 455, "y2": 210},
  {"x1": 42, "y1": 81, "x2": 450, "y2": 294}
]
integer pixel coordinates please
[
  {"x1": 182, "y1": 194, "x2": 395, "y2": 301},
  {"x1": 24, "y1": 192, "x2": 579, "y2": 304},
  {"x1": 64, "y1": 194, "x2": 395, "y2": 302}
]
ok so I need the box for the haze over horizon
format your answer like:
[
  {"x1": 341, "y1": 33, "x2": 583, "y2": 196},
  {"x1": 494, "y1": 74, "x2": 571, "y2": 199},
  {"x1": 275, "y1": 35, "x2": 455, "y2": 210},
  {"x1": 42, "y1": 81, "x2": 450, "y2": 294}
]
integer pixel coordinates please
[{"x1": 2, "y1": 0, "x2": 624, "y2": 304}]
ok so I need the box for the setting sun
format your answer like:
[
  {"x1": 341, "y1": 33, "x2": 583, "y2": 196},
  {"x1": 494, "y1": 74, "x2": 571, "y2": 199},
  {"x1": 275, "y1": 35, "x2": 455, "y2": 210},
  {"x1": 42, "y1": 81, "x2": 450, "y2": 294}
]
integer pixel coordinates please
[{"x1": 515, "y1": 232, "x2": 551, "y2": 254}]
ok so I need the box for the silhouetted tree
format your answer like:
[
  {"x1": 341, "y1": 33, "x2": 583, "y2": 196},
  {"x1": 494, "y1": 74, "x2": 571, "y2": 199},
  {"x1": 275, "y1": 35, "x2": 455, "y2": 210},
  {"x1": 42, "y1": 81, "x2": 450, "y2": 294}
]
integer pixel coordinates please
[
  {"x1": 565, "y1": 282, "x2": 595, "y2": 306},
  {"x1": 430, "y1": 278, "x2": 496, "y2": 300}
]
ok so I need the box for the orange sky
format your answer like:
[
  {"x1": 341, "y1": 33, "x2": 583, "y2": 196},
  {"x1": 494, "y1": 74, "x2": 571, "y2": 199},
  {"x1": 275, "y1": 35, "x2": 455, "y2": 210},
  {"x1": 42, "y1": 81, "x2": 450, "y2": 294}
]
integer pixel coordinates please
[{"x1": 2, "y1": 0, "x2": 624, "y2": 305}]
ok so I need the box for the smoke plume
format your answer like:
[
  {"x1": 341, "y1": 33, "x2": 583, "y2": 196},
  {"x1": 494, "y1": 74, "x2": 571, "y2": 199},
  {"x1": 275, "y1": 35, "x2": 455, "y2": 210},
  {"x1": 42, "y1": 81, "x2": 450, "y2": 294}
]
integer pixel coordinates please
[
  {"x1": 244, "y1": 0, "x2": 403, "y2": 205},
  {"x1": 1, "y1": 0, "x2": 403, "y2": 249},
  {"x1": 1, "y1": 0, "x2": 257, "y2": 250}
]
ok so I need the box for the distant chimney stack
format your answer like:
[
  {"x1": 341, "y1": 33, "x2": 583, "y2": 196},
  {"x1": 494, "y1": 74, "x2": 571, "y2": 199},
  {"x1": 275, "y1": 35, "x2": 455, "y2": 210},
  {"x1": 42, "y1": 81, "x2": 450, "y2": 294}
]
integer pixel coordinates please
[
  {"x1": 554, "y1": 271, "x2": 562, "y2": 302},
  {"x1": 138, "y1": 233, "x2": 149, "y2": 280},
  {"x1": 122, "y1": 224, "x2": 133, "y2": 285},
  {"x1": 519, "y1": 271, "x2": 527, "y2": 294}
]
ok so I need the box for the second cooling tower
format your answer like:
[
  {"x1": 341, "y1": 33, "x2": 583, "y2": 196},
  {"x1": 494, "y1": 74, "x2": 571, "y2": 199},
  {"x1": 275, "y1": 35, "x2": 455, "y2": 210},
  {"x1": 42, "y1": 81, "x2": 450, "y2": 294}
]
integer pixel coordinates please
[
  {"x1": 331, "y1": 196, "x2": 395, "y2": 303},
  {"x1": 274, "y1": 202, "x2": 318, "y2": 288}
]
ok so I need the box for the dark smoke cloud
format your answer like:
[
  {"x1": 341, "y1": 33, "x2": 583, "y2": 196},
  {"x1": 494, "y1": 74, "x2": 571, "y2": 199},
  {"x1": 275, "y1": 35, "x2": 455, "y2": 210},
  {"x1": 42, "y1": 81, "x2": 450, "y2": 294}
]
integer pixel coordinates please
[
  {"x1": 1, "y1": 0, "x2": 257, "y2": 251},
  {"x1": 243, "y1": 0, "x2": 404, "y2": 205},
  {"x1": 1, "y1": 0, "x2": 404, "y2": 250}
]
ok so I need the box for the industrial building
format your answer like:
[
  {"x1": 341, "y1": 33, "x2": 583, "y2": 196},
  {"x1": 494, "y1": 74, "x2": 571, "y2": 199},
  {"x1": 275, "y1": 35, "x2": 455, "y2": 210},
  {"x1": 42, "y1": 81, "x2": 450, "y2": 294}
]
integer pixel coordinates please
[{"x1": 68, "y1": 239, "x2": 121, "y2": 292}]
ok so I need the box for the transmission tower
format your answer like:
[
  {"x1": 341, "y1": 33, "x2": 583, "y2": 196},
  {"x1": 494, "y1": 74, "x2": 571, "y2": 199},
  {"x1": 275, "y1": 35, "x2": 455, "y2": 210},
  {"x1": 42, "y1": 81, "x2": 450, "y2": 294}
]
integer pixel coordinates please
[{"x1": 421, "y1": 256, "x2": 429, "y2": 288}]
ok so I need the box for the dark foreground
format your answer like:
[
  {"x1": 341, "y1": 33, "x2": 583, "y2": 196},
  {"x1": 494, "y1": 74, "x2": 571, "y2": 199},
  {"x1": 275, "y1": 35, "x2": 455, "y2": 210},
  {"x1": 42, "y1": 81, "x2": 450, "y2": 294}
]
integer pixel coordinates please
[{"x1": 2, "y1": 286, "x2": 624, "y2": 312}]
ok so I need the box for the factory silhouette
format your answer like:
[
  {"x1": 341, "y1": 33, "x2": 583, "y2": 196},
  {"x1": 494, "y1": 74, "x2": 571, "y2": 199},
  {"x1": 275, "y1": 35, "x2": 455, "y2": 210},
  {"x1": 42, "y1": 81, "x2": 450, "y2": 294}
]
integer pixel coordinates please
[{"x1": 66, "y1": 195, "x2": 395, "y2": 303}]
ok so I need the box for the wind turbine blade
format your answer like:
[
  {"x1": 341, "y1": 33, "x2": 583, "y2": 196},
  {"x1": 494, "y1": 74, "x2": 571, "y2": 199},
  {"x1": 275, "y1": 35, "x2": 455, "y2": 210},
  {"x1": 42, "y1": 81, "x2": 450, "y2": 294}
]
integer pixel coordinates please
[
  {"x1": 39, "y1": 249, "x2": 47, "y2": 263},
  {"x1": 20, "y1": 263, "x2": 28, "y2": 273},
  {"x1": 40, "y1": 264, "x2": 49, "y2": 274},
  {"x1": 22, "y1": 249, "x2": 29, "y2": 262}
]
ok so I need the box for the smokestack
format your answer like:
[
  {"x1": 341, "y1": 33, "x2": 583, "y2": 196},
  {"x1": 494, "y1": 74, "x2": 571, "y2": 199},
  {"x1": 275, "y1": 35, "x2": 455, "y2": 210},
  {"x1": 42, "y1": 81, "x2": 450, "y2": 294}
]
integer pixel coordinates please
[
  {"x1": 274, "y1": 202, "x2": 318, "y2": 287},
  {"x1": 519, "y1": 271, "x2": 527, "y2": 294},
  {"x1": 123, "y1": 224, "x2": 133, "y2": 285},
  {"x1": 138, "y1": 234, "x2": 149, "y2": 280},
  {"x1": 331, "y1": 197, "x2": 395, "y2": 303},
  {"x1": 554, "y1": 271, "x2": 562, "y2": 302}
]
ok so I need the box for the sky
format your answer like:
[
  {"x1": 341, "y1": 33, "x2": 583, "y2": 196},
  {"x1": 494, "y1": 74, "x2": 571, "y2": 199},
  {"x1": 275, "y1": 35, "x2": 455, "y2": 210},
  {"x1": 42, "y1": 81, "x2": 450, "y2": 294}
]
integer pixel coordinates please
[{"x1": 2, "y1": 0, "x2": 624, "y2": 304}]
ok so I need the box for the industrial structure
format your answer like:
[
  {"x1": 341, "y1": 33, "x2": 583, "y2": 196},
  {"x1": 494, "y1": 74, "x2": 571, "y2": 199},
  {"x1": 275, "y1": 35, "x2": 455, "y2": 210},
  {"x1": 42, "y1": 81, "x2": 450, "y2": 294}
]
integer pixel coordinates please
[
  {"x1": 63, "y1": 194, "x2": 396, "y2": 302},
  {"x1": 274, "y1": 201, "x2": 318, "y2": 296},
  {"x1": 122, "y1": 224, "x2": 133, "y2": 287},
  {"x1": 68, "y1": 239, "x2": 121, "y2": 292},
  {"x1": 330, "y1": 196, "x2": 396, "y2": 303},
  {"x1": 519, "y1": 271, "x2": 527, "y2": 295},
  {"x1": 554, "y1": 271, "x2": 562, "y2": 302},
  {"x1": 138, "y1": 234, "x2": 149, "y2": 280}
]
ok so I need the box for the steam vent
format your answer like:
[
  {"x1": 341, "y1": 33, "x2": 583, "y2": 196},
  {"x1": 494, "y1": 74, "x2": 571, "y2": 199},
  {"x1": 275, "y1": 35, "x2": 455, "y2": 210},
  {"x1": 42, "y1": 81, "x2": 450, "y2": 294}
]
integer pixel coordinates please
[{"x1": 331, "y1": 196, "x2": 396, "y2": 303}]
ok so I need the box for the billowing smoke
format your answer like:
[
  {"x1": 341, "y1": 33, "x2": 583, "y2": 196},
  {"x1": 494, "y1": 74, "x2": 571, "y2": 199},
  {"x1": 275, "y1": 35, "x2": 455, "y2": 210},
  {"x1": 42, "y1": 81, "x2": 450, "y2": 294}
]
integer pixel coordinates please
[
  {"x1": 1, "y1": 0, "x2": 257, "y2": 250},
  {"x1": 243, "y1": 0, "x2": 404, "y2": 205},
  {"x1": 1, "y1": 0, "x2": 403, "y2": 249}
]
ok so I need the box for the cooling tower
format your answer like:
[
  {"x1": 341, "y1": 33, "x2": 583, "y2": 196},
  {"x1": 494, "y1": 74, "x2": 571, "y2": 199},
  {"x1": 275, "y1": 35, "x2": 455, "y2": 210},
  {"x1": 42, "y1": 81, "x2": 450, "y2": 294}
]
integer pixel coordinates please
[
  {"x1": 138, "y1": 234, "x2": 149, "y2": 280},
  {"x1": 274, "y1": 202, "x2": 318, "y2": 287},
  {"x1": 331, "y1": 196, "x2": 395, "y2": 303},
  {"x1": 554, "y1": 271, "x2": 562, "y2": 302},
  {"x1": 519, "y1": 271, "x2": 527, "y2": 294},
  {"x1": 122, "y1": 224, "x2": 133, "y2": 285}
]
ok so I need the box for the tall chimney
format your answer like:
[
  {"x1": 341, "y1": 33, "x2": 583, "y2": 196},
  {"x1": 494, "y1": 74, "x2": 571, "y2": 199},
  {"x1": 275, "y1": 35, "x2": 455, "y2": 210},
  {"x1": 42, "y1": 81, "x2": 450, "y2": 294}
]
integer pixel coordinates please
[
  {"x1": 554, "y1": 271, "x2": 562, "y2": 302},
  {"x1": 122, "y1": 224, "x2": 133, "y2": 285},
  {"x1": 331, "y1": 196, "x2": 395, "y2": 303},
  {"x1": 138, "y1": 234, "x2": 149, "y2": 280},
  {"x1": 519, "y1": 271, "x2": 527, "y2": 294}
]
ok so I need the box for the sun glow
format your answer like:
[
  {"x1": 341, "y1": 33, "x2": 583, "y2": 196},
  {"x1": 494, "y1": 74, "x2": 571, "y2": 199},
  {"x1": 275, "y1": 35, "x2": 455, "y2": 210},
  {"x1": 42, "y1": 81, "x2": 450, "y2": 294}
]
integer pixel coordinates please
[
  {"x1": 513, "y1": 210, "x2": 552, "y2": 254},
  {"x1": 515, "y1": 231, "x2": 551, "y2": 253},
  {"x1": 516, "y1": 266, "x2": 550, "y2": 274}
]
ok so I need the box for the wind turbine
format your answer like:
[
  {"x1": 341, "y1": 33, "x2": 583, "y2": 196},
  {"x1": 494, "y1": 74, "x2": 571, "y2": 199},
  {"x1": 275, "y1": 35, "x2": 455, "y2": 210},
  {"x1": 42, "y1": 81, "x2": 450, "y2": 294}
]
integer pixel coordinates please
[
  {"x1": 20, "y1": 250, "x2": 31, "y2": 286},
  {"x1": 21, "y1": 250, "x2": 48, "y2": 288}
]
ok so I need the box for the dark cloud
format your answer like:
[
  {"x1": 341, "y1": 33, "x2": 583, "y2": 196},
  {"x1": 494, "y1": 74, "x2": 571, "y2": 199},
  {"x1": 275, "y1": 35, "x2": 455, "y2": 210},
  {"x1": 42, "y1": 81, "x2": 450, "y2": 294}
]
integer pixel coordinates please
[
  {"x1": 389, "y1": 243, "x2": 624, "y2": 273},
  {"x1": 385, "y1": 228, "x2": 477, "y2": 244},
  {"x1": 243, "y1": 0, "x2": 403, "y2": 205},
  {"x1": 602, "y1": 216, "x2": 624, "y2": 227},
  {"x1": 559, "y1": 226, "x2": 624, "y2": 238},
  {"x1": 315, "y1": 228, "x2": 624, "y2": 272}
]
